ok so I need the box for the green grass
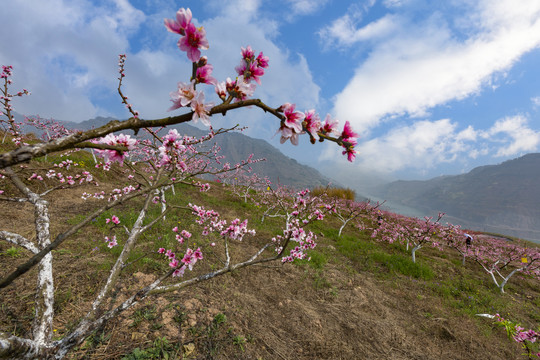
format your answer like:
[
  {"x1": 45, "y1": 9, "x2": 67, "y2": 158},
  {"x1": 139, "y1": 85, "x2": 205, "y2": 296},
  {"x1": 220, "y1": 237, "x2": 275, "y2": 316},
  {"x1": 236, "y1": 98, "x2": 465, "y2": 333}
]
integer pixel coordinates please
[
  {"x1": 121, "y1": 337, "x2": 180, "y2": 360},
  {"x1": 2, "y1": 246, "x2": 23, "y2": 258},
  {"x1": 370, "y1": 251, "x2": 435, "y2": 280}
]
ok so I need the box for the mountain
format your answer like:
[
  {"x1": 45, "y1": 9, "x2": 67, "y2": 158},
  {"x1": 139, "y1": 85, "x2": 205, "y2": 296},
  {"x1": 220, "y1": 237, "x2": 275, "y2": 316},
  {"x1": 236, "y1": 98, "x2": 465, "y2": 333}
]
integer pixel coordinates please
[
  {"x1": 21, "y1": 115, "x2": 334, "y2": 190},
  {"x1": 373, "y1": 153, "x2": 540, "y2": 242}
]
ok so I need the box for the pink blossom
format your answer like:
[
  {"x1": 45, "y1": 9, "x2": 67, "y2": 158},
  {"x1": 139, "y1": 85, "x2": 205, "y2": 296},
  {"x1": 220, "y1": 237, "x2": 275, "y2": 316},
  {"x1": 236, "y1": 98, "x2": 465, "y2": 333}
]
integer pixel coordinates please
[
  {"x1": 278, "y1": 126, "x2": 299, "y2": 145},
  {"x1": 220, "y1": 219, "x2": 255, "y2": 240},
  {"x1": 193, "y1": 247, "x2": 203, "y2": 260},
  {"x1": 234, "y1": 47, "x2": 268, "y2": 85},
  {"x1": 96, "y1": 134, "x2": 137, "y2": 164},
  {"x1": 190, "y1": 92, "x2": 213, "y2": 127},
  {"x1": 321, "y1": 114, "x2": 339, "y2": 135},
  {"x1": 172, "y1": 265, "x2": 186, "y2": 277},
  {"x1": 304, "y1": 110, "x2": 321, "y2": 140},
  {"x1": 169, "y1": 81, "x2": 196, "y2": 111},
  {"x1": 195, "y1": 64, "x2": 216, "y2": 85},
  {"x1": 341, "y1": 120, "x2": 358, "y2": 143},
  {"x1": 245, "y1": 61, "x2": 265, "y2": 85},
  {"x1": 240, "y1": 45, "x2": 255, "y2": 60},
  {"x1": 225, "y1": 76, "x2": 256, "y2": 101},
  {"x1": 105, "y1": 235, "x2": 117, "y2": 248},
  {"x1": 162, "y1": 129, "x2": 182, "y2": 148},
  {"x1": 169, "y1": 258, "x2": 179, "y2": 268},
  {"x1": 236, "y1": 60, "x2": 264, "y2": 85},
  {"x1": 281, "y1": 103, "x2": 304, "y2": 134},
  {"x1": 235, "y1": 76, "x2": 256, "y2": 99},
  {"x1": 116, "y1": 134, "x2": 137, "y2": 149},
  {"x1": 342, "y1": 147, "x2": 357, "y2": 162},
  {"x1": 157, "y1": 248, "x2": 166, "y2": 254},
  {"x1": 164, "y1": 8, "x2": 192, "y2": 35},
  {"x1": 178, "y1": 23, "x2": 209, "y2": 62},
  {"x1": 215, "y1": 81, "x2": 227, "y2": 100},
  {"x1": 256, "y1": 52, "x2": 269, "y2": 68},
  {"x1": 181, "y1": 248, "x2": 201, "y2": 270},
  {"x1": 106, "y1": 215, "x2": 120, "y2": 225},
  {"x1": 177, "y1": 161, "x2": 187, "y2": 172}
]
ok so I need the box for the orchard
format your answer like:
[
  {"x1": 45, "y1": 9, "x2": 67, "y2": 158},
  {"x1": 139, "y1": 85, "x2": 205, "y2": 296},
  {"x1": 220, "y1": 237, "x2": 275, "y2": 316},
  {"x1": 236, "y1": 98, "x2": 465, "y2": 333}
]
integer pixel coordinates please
[{"x1": 0, "y1": 7, "x2": 538, "y2": 360}]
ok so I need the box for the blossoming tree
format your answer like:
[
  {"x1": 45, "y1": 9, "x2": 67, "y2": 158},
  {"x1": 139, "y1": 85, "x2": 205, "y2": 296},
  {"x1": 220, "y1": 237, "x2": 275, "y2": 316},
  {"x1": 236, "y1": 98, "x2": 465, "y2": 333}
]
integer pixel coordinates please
[{"x1": 0, "y1": 7, "x2": 358, "y2": 359}]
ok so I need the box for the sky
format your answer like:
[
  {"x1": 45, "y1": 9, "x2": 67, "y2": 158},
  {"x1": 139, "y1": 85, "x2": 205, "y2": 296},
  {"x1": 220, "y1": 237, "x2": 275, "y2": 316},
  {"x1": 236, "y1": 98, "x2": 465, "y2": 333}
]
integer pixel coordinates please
[{"x1": 2, "y1": 0, "x2": 540, "y2": 193}]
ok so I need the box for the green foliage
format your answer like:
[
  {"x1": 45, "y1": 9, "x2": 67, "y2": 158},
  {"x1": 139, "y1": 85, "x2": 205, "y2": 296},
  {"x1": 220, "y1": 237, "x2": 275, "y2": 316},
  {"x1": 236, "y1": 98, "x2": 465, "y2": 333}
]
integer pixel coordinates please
[
  {"x1": 213, "y1": 312, "x2": 227, "y2": 325},
  {"x1": 121, "y1": 337, "x2": 180, "y2": 360},
  {"x1": 232, "y1": 335, "x2": 246, "y2": 352},
  {"x1": 335, "y1": 233, "x2": 377, "y2": 265},
  {"x1": 370, "y1": 251, "x2": 435, "y2": 280},
  {"x1": 295, "y1": 250, "x2": 327, "y2": 269},
  {"x1": 82, "y1": 330, "x2": 112, "y2": 351},
  {"x1": 3, "y1": 246, "x2": 22, "y2": 258}
]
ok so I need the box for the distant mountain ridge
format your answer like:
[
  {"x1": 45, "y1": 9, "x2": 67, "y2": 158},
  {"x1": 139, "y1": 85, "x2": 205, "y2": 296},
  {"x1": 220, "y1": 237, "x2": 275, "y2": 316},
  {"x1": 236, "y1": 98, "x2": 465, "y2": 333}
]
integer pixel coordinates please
[
  {"x1": 373, "y1": 154, "x2": 540, "y2": 243},
  {"x1": 22, "y1": 115, "x2": 334, "y2": 190}
]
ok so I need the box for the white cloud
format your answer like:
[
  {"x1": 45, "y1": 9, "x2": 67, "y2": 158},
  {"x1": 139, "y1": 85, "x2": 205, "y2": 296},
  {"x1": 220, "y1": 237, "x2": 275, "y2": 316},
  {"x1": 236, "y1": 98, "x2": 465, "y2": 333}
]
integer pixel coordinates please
[
  {"x1": 319, "y1": 14, "x2": 399, "y2": 48},
  {"x1": 483, "y1": 115, "x2": 540, "y2": 157},
  {"x1": 329, "y1": 1, "x2": 540, "y2": 135},
  {"x1": 0, "y1": 0, "x2": 319, "y2": 131},
  {"x1": 286, "y1": 0, "x2": 329, "y2": 16},
  {"x1": 532, "y1": 96, "x2": 540, "y2": 108},
  {"x1": 351, "y1": 119, "x2": 462, "y2": 173},
  {"x1": 217, "y1": 0, "x2": 261, "y2": 22},
  {"x1": 329, "y1": 114, "x2": 540, "y2": 175},
  {"x1": 383, "y1": 0, "x2": 408, "y2": 8},
  {"x1": 0, "y1": 0, "x2": 146, "y2": 121},
  {"x1": 194, "y1": 9, "x2": 320, "y2": 139}
]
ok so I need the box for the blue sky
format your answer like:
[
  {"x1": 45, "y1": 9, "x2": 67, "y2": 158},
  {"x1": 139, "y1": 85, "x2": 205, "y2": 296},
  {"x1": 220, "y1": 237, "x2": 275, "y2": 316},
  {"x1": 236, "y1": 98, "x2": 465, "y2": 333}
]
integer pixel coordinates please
[{"x1": 2, "y1": 0, "x2": 540, "y2": 192}]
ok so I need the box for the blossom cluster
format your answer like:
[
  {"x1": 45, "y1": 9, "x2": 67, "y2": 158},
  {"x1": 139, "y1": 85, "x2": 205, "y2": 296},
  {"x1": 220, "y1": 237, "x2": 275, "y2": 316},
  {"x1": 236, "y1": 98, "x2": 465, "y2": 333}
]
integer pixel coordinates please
[
  {"x1": 1, "y1": 65, "x2": 29, "y2": 145},
  {"x1": 172, "y1": 226, "x2": 192, "y2": 244},
  {"x1": 92, "y1": 133, "x2": 137, "y2": 166},
  {"x1": 169, "y1": 79, "x2": 213, "y2": 126},
  {"x1": 494, "y1": 314, "x2": 539, "y2": 358},
  {"x1": 189, "y1": 203, "x2": 255, "y2": 240},
  {"x1": 163, "y1": 7, "x2": 358, "y2": 162},
  {"x1": 26, "y1": 115, "x2": 71, "y2": 142},
  {"x1": 158, "y1": 246, "x2": 203, "y2": 277},
  {"x1": 164, "y1": 8, "x2": 209, "y2": 63},
  {"x1": 277, "y1": 104, "x2": 358, "y2": 162},
  {"x1": 220, "y1": 218, "x2": 256, "y2": 241},
  {"x1": 26, "y1": 164, "x2": 94, "y2": 187},
  {"x1": 273, "y1": 224, "x2": 317, "y2": 263},
  {"x1": 81, "y1": 184, "x2": 137, "y2": 201}
]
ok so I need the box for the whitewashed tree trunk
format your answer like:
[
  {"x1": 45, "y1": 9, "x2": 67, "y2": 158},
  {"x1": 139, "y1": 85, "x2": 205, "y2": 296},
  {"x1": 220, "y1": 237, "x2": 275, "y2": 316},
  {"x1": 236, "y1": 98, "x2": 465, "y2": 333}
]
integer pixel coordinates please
[
  {"x1": 31, "y1": 196, "x2": 54, "y2": 347},
  {"x1": 411, "y1": 244, "x2": 422, "y2": 263}
]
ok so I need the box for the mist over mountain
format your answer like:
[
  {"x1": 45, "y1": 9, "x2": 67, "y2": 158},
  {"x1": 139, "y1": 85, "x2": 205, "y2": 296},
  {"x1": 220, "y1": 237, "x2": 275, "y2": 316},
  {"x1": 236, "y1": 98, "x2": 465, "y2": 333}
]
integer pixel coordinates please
[
  {"x1": 372, "y1": 154, "x2": 540, "y2": 243},
  {"x1": 20, "y1": 115, "x2": 334, "y2": 190}
]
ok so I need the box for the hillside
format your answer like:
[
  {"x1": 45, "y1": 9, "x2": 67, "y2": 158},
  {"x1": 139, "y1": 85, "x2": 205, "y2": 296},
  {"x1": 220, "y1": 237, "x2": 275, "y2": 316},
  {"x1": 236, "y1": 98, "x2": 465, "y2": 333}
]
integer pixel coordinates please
[
  {"x1": 0, "y1": 132, "x2": 538, "y2": 359},
  {"x1": 373, "y1": 153, "x2": 540, "y2": 242}
]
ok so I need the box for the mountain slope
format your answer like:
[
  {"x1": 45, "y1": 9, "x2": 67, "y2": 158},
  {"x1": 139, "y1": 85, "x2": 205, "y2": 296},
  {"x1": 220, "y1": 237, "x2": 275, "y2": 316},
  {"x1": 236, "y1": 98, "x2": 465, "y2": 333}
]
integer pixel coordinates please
[{"x1": 374, "y1": 153, "x2": 540, "y2": 242}]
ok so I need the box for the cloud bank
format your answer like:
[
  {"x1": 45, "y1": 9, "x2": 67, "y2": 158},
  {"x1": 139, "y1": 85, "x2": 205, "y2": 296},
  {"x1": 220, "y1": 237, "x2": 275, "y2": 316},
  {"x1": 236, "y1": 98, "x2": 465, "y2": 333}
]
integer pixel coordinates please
[{"x1": 320, "y1": 0, "x2": 540, "y2": 176}]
